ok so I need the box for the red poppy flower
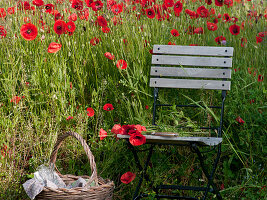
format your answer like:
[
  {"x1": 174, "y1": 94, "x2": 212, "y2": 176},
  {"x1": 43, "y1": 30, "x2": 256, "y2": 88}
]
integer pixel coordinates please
[
  {"x1": 53, "y1": 11, "x2": 62, "y2": 21},
  {"x1": 258, "y1": 75, "x2": 264, "y2": 82},
  {"x1": 66, "y1": 116, "x2": 73, "y2": 120},
  {"x1": 17, "y1": 1, "x2": 31, "y2": 10},
  {"x1": 249, "y1": 99, "x2": 255, "y2": 104},
  {"x1": 145, "y1": 105, "x2": 149, "y2": 110},
  {"x1": 224, "y1": 0, "x2": 233, "y2": 8},
  {"x1": 111, "y1": 4, "x2": 123, "y2": 15},
  {"x1": 212, "y1": 18, "x2": 218, "y2": 24},
  {"x1": 236, "y1": 116, "x2": 245, "y2": 124},
  {"x1": 0, "y1": 26, "x2": 7, "y2": 38},
  {"x1": 86, "y1": 107, "x2": 95, "y2": 117},
  {"x1": 66, "y1": 21, "x2": 76, "y2": 32},
  {"x1": 104, "y1": 52, "x2": 115, "y2": 60},
  {"x1": 96, "y1": 15, "x2": 107, "y2": 27},
  {"x1": 91, "y1": 1, "x2": 103, "y2": 12},
  {"x1": 194, "y1": 27, "x2": 204, "y2": 34},
  {"x1": 10, "y1": 96, "x2": 21, "y2": 104},
  {"x1": 209, "y1": 8, "x2": 215, "y2": 16},
  {"x1": 133, "y1": 124, "x2": 147, "y2": 133},
  {"x1": 258, "y1": 32, "x2": 266, "y2": 38},
  {"x1": 102, "y1": 26, "x2": 110, "y2": 33},
  {"x1": 32, "y1": 0, "x2": 44, "y2": 7},
  {"x1": 222, "y1": 13, "x2": 231, "y2": 22},
  {"x1": 99, "y1": 128, "x2": 107, "y2": 140},
  {"x1": 141, "y1": 0, "x2": 152, "y2": 7},
  {"x1": 0, "y1": 8, "x2": 6, "y2": 18},
  {"x1": 107, "y1": 0, "x2": 117, "y2": 9},
  {"x1": 121, "y1": 125, "x2": 135, "y2": 135},
  {"x1": 116, "y1": 59, "x2": 127, "y2": 69},
  {"x1": 241, "y1": 38, "x2": 247, "y2": 47},
  {"x1": 85, "y1": 0, "x2": 94, "y2": 7},
  {"x1": 146, "y1": 8, "x2": 155, "y2": 19},
  {"x1": 90, "y1": 37, "x2": 100, "y2": 46},
  {"x1": 53, "y1": 20, "x2": 66, "y2": 35},
  {"x1": 229, "y1": 24, "x2": 240, "y2": 35},
  {"x1": 206, "y1": 21, "x2": 217, "y2": 31},
  {"x1": 68, "y1": 30, "x2": 74, "y2": 36},
  {"x1": 72, "y1": 0, "x2": 83, "y2": 10},
  {"x1": 197, "y1": 6, "x2": 208, "y2": 18},
  {"x1": 215, "y1": 0, "x2": 223, "y2": 6},
  {"x1": 20, "y1": 23, "x2": 38, "y2": 41},
  {"x1": 111, "y1": 124, "x2": 122, "y2": 135},
  {"x1": 7, "y1": 7, "x2": 15, "y2": 15},
  {"x1": 44, "y1": 4, "x2": 55, "y2": 13},
  {"x1": 120, "y1": 172, "x2": 136, "y2": 184},
  {"x1": 256, "y1": 36, "x2": 263, "y2": 44},
  {"x1": 68, "y1": 13, "x2": 78, "y2": 21},
  {"x1": 205, "y1": 0, "x2": 212, "y2": 5},
  {"x1": 128, "y1": 129, "x2": 140, "y2": 136},
  {"x1": 215, "y1": 36, "x2": 226, "y2": 45},
  {"x1": 103, "y1": 103, "x2": 114, "y2": 111},
  {"x1": 171, "y1": 29, "x2": 179, "y2": 37},
  {"x1": 185, "y1": 9, "x2": 198, "y2": 19},
  {"x1": 231, "y1": 17, "x2": 238, "y2": 23},
  {"x1": 47, "y1": 42, "x2": 62, "y2": 53},
  {"x1": 156, "y1": 12, "x2": 165, "y2": 21},
  {"x1": 129, "y1": 132, "x2": 146, "y2": 146},
  {"x1": 173, "y1": 1, "x2": 183, "y2": 16},
  {"x1": 78, "y1": 8, "x2": 89, "y2": 21},
  {"x1": 164, "y1": 0, "x2": 174, "y2": 7}
]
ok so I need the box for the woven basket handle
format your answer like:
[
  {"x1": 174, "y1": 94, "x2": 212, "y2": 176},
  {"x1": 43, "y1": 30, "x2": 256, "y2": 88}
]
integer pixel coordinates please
[{"x1": 49, "y1": 131, "x2": 98, "y2": 187}]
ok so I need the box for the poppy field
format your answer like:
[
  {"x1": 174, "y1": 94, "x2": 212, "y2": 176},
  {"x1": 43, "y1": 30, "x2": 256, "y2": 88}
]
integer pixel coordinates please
[{"x1": 0, "y1": 0, "x2": 266, "y2": 199}]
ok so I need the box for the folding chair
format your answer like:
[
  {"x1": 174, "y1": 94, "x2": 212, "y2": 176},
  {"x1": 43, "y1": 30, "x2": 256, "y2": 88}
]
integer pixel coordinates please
[{"x1": 118, "y1": 45, "x2": 233, "y2": 200}]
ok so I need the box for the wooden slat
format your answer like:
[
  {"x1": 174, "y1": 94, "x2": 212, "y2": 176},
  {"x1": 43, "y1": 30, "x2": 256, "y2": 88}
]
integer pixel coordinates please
[
  {"x1": 117, "y1": 134, "x2": 222, "y2": 146},
  {"x1": 153, "y1": 45, "x2": 234, "y2": 57},
  {"x1": 151, "y1": 67, "x2": 231, "y2": 79},
  {"x1": 152, "y1": 55, "x2": 232, "y2": 67},
  {"x1": 150, "y1": 78, "x2": 231, "y2": 90}
]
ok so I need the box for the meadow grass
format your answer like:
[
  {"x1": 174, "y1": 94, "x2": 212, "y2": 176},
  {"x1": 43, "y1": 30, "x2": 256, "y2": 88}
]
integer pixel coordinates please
[{"x1": 0, "y1": 0, "x2": 266, "y2": 199}]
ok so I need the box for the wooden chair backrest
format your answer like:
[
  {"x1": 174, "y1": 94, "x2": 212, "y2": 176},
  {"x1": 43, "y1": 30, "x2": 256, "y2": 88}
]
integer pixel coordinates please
[{"x1": 149, "y1": 45, "x2": 233, "y2": 90}]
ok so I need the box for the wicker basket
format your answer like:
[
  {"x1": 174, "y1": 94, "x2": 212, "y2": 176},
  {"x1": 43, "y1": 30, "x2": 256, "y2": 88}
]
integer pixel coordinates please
[{"x1": 36, "y1": 131, "x2": 114, "y2": 200}]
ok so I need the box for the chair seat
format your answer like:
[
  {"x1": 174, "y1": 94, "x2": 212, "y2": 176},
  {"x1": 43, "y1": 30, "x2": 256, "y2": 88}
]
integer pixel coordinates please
[{"x1": 117, "y1": 133, "x2": 222, "y2": 146}]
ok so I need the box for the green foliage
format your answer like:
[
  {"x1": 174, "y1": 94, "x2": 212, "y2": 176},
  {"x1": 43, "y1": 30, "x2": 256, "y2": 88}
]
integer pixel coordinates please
[{"x1": 0, "y1": 0, "x2": 266, "y2": 199}]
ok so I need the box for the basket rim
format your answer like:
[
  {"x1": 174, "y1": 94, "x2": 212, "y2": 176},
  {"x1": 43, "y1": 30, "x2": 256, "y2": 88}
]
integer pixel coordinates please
[{"x1": 49, "y1": 131, "x2": 99, "y2": 187}]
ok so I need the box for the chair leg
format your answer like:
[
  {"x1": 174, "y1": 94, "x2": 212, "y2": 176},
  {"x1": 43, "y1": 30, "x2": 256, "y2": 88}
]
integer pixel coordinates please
[
  {"x1": 191, "y1": 144, "x2": 222, "y2": 200},
  {"x1": 127, "y1": 142, "x2": 143, "y2": 171},
  {"x1": 131, "y1": 144, "x2": 154, "y2": 200}
]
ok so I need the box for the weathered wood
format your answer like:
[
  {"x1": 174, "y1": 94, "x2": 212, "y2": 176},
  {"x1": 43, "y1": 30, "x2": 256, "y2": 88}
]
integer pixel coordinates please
[
  {"x1": 151, "y1": 67, "x2": 232, "y2": 79},
  {"x1": 153, "y1": 45, "x2": 234, "y2": 57},
  {"x1": 150, "y1": 78, "x2": 231, "y2": 90},
  {"x1": 117, "y1": 134, "x2": 222, "y2": 146},
  {"x1": 152, "y1": 55, "x2": 232, "y2": 67}
]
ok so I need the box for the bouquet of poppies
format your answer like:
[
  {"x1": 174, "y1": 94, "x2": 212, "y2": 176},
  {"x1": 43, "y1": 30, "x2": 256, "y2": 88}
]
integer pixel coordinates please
[{"x1": 111, "y1": 124, "x2": 147, "y2": 146}]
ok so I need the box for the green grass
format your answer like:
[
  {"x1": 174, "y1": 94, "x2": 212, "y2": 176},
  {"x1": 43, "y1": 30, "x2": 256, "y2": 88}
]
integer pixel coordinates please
[{"x1": 0, "y1": 0, "x2": 266, "y2": 199}]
